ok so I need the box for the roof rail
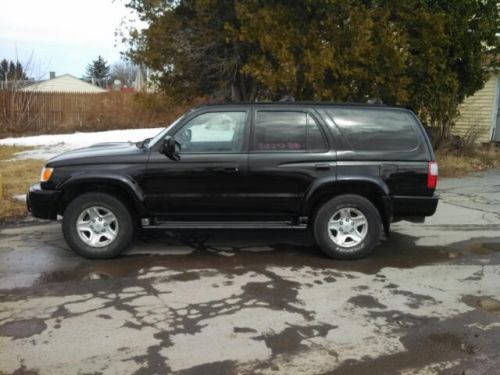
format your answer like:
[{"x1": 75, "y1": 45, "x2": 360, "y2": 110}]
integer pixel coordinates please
[
  {"x1": 366, "y1": 98, "x2": 384, "y2": 105},
  {"x1": 277, "y1": 95, "x2": 295, "y2": 102}
]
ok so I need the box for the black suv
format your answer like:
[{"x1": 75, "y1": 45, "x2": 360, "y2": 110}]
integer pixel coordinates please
[{"x1": 27, "y1": 103, "x2": 438, "y2": 259}]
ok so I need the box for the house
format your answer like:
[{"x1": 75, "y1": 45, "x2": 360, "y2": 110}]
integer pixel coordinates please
[
  {"x1": 21, "y1": 73, "x2": 106, "y2": 93},
  {"x1": 452, "y1": 71, "x2": 500, "y2": 143}
]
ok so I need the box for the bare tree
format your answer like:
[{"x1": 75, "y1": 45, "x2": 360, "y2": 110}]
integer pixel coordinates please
[
  {"x1": 0, "y1": 53, "x2": 45, "y2": 134},
  {"x1": 110, "y1": 61, "x2": 138, "y2": 88}
]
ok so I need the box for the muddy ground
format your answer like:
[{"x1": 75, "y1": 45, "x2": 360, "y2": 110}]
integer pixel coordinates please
[{"x1": 1, "y1": 170, "x2": 500, "y2": 374}]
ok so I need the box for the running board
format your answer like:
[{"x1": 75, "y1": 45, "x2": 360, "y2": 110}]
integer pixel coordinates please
[{"x1": 143, "y1": 221, "x2": 308, "y2": 230}]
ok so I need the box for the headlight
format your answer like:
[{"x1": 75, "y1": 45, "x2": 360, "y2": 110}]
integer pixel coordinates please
[{"x1": 40, "y1": 167, "x2": 54, "y2": 182}]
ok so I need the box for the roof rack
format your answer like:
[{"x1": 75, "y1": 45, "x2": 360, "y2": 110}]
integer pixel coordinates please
[
  {"x1": 196, "y1": 101, "x2": 405, "y2": 109},
  {"x1": 277, "y1": 95, "x2": 295, "y2": 102},
  {"x1": 366, "y1": 98, "x2": 384, "y2": 105}
]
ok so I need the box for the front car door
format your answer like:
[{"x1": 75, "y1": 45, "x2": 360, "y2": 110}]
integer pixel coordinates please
[
  {"x1": 144, "y1": 107, "x2": 250, "y2": 220},
  {"x1": 247, "y1": 106, "x2": 336, "y2": 220}
]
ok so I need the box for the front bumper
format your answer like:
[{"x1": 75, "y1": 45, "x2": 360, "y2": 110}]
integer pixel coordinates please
[
  {"x1": 26, "y1": 183, "x2": 61, "y2": 220},
  {"x1": 391, "y1": 195, "x2": 439, "y2": 219}
]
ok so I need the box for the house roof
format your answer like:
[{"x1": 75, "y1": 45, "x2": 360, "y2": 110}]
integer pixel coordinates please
[{"x1": 21, "y1": 74, "x2": 106, "y2": 93}]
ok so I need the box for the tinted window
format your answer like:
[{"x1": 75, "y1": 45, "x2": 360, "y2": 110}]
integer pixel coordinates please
[
  {"x1": 254, "y1": 111, "x2": 327, "y2": 152},
  {"x1": 255, "y1": 111, "x2": 306, "y2": 151},
  {"x1": 307, "y1": 114, "x2": 328, "y2": 151},
  {"x1": 175, "y1": 112, "x2": 246, "y2": 153},
  {"x1": 326, "y1": 108, "x2": 418, "y2": 151}
]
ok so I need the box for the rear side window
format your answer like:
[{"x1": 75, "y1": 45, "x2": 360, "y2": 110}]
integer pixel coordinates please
[
  {"x1": 254, "y1": 111, "x2": 327, "y2": 152},
  {"x1": 307, "y1": 115, "x2": 328, "y2": 151},
  {"x1": 326, "y1": 108, "x2": 419, "y2": 151}
]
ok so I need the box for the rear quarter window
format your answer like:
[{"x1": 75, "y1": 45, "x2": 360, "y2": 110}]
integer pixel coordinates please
[{"x1": 325, "y1": 108, "x2": 419, "y2": 151}]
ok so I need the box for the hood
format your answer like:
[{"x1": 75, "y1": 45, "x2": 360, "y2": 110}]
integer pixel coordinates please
[{"x1": 47, "y1": 141, "x2": 145, "y2": 167}]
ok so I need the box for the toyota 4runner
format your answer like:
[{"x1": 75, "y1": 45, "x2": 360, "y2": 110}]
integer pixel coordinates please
[{"x1": 27, "y1": 102, "x2": 438, "y2": 259}]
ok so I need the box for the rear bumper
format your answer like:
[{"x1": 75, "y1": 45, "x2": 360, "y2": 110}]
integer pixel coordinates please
[
  {"x1": 391, "y1": 195, "x2": 439, "y2": 219},
  {"x1": 27, "y1": 183, "x2": 61, "y2": 220}
]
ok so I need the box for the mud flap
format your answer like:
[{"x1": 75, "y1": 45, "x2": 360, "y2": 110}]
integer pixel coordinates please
[
  {"x1": 381, "y1": 196, "x2": 393, "y2": 238},
  {"x1": 383, "y1": 221, "x2": 391, "y2": 237}
]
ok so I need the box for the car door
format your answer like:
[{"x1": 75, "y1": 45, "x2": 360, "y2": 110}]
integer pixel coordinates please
[
  {"x1": 144, "y1": 107, "x2": 250, "y2": 219},
  {"x1": 247, "y1": 106, "x2": 336, "y2": 217}
]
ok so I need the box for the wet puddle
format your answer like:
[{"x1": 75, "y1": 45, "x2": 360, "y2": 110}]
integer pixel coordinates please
[
  {"x1": 470, "y1": 241, "x2": 500, "y2": 255},
  {"x1": 0, "y1": 318, "x2": 47, "y2": 339},
  {"x1": 30, "y1": 231, "x2": 456, "y2": 285},
  {"x1": 428, "y1": 333, "x2": 466, "y2": 353},
  {"x1": 478, "y1": 297, "x2": 500, "y2": 315},
  {"x1": 462, "y1": 295, "x2": 500, "y2": 316},
  {"x1": 1, "y1": 227, "x2": 499, "y2": 290}
]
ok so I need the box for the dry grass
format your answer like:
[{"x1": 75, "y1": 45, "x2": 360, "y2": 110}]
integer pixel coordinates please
[
  {"x1": 0, "y1": 146, "x2": 45, "y2": 221},
  {"x1": 436, "y1": 146, "x2": 500, "y2": 177}
]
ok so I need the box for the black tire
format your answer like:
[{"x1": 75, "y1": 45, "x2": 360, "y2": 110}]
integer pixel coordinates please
[
  {"x1": 62, "y1": 192, "x2": 134, "y2": 259},
  {"x1": 313, "y1": 194, "x2": 381, "y2": 259}
]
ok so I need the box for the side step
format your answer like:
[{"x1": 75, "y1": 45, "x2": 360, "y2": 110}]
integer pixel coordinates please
[{"x1": 143, "y1": 221, "x2": 308, "y2": 230}]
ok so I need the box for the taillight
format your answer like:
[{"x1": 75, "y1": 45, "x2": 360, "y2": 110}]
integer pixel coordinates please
[{"x1": 428, "y1": 161, "x2": 438, "y2": 189}]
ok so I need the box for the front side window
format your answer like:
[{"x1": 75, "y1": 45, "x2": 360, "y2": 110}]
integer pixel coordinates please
[
  {"x1": 175, "y1": 111, "x2": 247, "y2": 153},
  {"x1": 254, "y1": 111, "x2": 327, "y2": 152}
]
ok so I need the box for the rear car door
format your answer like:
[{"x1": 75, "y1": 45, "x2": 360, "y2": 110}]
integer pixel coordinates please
[
  {"x1": 144, "y1": 108, "x2": 250, "y2": 219},
  {"x1": 247, "y1": 106, "x2": 336, "y2": 218}
]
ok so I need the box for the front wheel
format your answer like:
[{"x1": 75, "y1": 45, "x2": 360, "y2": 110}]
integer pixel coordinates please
[
  {"x1": 62, "y1": 193, "x2": 134, "y2": 259},
  {"x1": 313, "y1": 194, "x2": 382, "y2": 259}
]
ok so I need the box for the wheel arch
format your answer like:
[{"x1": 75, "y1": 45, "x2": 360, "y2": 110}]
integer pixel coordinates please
[
  {"x1": 303, "y1": 176, "x2": 392, "y2": 230},
  {"x1": 57, "y1": 174, "x2": 147, "y2": 219}
]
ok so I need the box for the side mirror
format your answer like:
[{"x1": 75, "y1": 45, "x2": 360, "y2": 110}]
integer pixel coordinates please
[{"x1": 161, "y1": 136, "x2": 180, "y2": 161}]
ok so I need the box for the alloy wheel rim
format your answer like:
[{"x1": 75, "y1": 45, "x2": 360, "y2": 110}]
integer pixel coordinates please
[
  {"x1": 76, "y1": 206, "x2": 119, "y2": 248},
  {"x1": 327, "y1": 207, "x2": 368, "y2": 248}
]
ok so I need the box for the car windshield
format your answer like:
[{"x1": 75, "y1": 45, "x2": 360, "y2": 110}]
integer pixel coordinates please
[{"x1": 147, "y1": 112, "x2": 189, "y2": 147}]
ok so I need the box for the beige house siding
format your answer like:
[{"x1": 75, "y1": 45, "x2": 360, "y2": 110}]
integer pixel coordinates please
[{"x1": 453, "y1": 73, "x2": 499, "y2": 143}]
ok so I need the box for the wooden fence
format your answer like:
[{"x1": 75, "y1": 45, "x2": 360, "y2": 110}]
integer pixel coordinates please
[{"x1": 0, "y1": 91, "x2": 188, "y2": 137}]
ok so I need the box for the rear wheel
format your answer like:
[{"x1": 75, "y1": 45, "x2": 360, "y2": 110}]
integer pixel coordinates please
[
  {"x1": 62, "y1": 193, "x2": 134, "y2": 259},
  {"x1": 313, "y1": 194, "x2": 381, "y2": 259}
]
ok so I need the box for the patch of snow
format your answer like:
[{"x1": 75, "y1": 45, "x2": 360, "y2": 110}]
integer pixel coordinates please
[
  {"x1": 0, "y1": 128, "x2": 163, "y2": 160},
  {"x1": 13, "y1": 194, "x2": 26, "y2": 202}
]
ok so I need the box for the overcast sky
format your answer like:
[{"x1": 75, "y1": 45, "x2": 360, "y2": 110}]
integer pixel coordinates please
[{"x1": 0, "y1": 0, "x2": 139, "y2": 79}]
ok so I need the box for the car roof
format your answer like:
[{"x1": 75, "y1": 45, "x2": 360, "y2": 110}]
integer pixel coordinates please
[{"x1": 194, "y1": 101, "x2": 411, "y2": 111}]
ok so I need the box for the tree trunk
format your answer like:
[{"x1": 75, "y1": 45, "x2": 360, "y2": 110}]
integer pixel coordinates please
[{"x1": 232, "y1": 71, "x2": 258, "y2": 102}]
